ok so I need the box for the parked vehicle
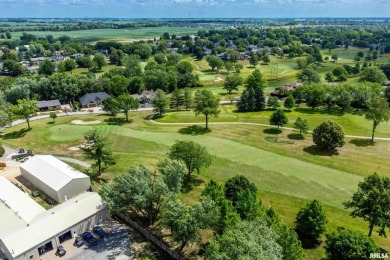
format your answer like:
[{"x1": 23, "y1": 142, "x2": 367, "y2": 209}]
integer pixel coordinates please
[
  {"x1": 74, "y1": 236, "x2": 84, "y2": 247},
  {"x1": 92, "y1": 226, "x2": 107, "y2": 238},
  {"x1": 81, "y1": 232, "x2": 98, "y2": 246},
  {"x1": 55, "y1": 245, "x2": 66, "y2": 256}
]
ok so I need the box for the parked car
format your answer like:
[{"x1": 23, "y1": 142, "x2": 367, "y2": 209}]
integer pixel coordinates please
[
  {"x1": 81, "y1": 232, "x2": 98, "y2": 246},
  {"x1": 92, "y1": 226, "x2": 107, "y2": 238},
  {"x1": 74, "y1": 236, "x2": 84, "y2": 247},
  {"x1": 55, "y1": 245, "x2": 66, "y2": 256}
]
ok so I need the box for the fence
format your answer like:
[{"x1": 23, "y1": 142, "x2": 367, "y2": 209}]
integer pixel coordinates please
[{"x1": 116, "y1": 212, "x2": 185, "y2": 260}]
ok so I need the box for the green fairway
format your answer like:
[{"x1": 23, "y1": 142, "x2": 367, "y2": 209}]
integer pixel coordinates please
[{"x1": 1, "y1": 111, "x2": 389, "y2": 256}]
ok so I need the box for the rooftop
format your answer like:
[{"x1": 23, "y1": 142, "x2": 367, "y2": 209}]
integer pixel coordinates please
[{"x1": 20, "y1": 155, "x2": 89, "y2": 191}]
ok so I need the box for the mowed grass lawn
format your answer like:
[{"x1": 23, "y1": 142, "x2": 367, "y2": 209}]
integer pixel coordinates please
[{"x1": 1, "y1": 111, "x2": 389, "y2": 257}]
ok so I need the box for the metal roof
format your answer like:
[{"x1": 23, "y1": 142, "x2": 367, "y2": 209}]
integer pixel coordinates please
[
  {"x1": 19, "y1": 155, "x2": 90, "y2": 191},
  {"x1": 0, "y1": 177, "x2": 45, "y2": 233},
  {"x1": 0, "y1": 192, "x2": 105, "y2": 258}
]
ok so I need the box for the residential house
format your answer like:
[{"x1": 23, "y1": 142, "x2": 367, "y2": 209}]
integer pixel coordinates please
[
  {"x1": 37, "y1": 100, "x2": 61, "y2": 111},
  {"x1": 29, "y1": 57, "x2": 46, "y2": 66},
  {"x1": 270, "y1": 82, "x2": 302, "y2": 97},
  {"x1": 131, "y1": 90, "x2": 156, "y2": 106},
  {"x1": 79, "y1": 92, "x2": 110, "y2": 108}
]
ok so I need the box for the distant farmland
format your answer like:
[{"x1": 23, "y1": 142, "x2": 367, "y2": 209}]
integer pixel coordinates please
[{"x1": 7, "y1": 27, "x2": 199, "y2": 43}]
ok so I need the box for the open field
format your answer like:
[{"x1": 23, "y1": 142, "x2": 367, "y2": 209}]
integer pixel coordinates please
[
  {"x1": 1, "y1": 109, "x2": 389, "y2": 258},
  {"x1": 6, "y1": 27, "x2": 199, "y2": 43}
]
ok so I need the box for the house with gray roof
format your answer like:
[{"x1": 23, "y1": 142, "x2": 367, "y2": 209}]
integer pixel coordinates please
[
  {"x1": 37, "y1": 100, "x2": 61, "y2": 111},
  {"x1": 79, "y1": 92, "x2": 110, "y2": 108}
]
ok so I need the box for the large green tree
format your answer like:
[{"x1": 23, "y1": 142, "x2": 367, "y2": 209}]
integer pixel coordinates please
[
  {"x1": 295, "y1": 199, "x2": 328, "y2": 241},
  {"x1": 269, "y1": 109, "x2": 288, "y2": 129},
  {"x1": 223, "y1": 75, "x2": 242, "y2": 94},
  {"x1": 297, "y1": 68, "x2": 321, "y2": 83},
  {"x1": 359, "y1": 67, "x2": 387, "y2": 84},
  {"x1": 293, "y1": 117, "x2": 309, "y2": 134},
  {"x1": 80, "y1": 129, "x2": 115, "y2": 176},
  {"x1": 157, "y1": 158, "x2": 186, "y2": 193},
  {"x1": 365, "y1": 97, "x2": 390, "y2": 142},
  {"x1": 193, "y1": 89, "x2": 220, "y2": 129},
  {"x1": 325, "y1": 227, "x2": 379, "y2": 260},
  {"x1": 266, "y1": 208, "x2": 305, "y2": 260},
  {"x1": 205, "y1": 219, "x2": 283, "y2": 260},
  {"x1": 312, "y1": 120, "x2": 345, "y2": 151},
  {"x1": 159, "y1": 196, "x2": 218, "y2": 251},
  {"x1": 344, "y1": 173, "x2": 390, "y2": 237},
  {"x1": 152, "y1": 89, "x2": 170, "y2": 117},
  {"x1": 38, "y1": 59, "x2": 55, "y2": 76},
  {"x1": 9, "y1": 99, "x2": 38, "y2": 129},
  {"x1": 99, "y1": 165, "x2": 169, "y2": 225},
  {"x1": 117, "y1": 94, "x2": 139, "y2": 122},
  {"x1": 206, "y1": 55, "x2": 224, "y2": 71},
  {"x1": 168, "y1": 140, "x2": 214, "y2": 180}
]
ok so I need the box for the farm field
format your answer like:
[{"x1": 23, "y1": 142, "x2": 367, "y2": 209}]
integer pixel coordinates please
[
  {"x1": 1, "y1": 109, "x2": 389, "y2": 259},
  {"x1": 7, "y1": 27, "x2": 199, "y2": 43}
]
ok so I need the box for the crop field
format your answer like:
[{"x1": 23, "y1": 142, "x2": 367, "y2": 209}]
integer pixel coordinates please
[
  {"x1": 6, "y1": 27, "x2": 199, "y2": 43},
  {"x1": 1, "y1": 109, "x2": 389, "y2": 258}
]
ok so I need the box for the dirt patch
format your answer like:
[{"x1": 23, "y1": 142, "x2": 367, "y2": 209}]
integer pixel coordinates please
[{"x1": 71, "y1": 120, "x2": 101, "y2": 125}]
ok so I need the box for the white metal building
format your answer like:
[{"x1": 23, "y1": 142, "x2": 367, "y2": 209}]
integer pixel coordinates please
[
  {"x1": 0, "y1": 176, "x2": 45, "y2": 234},
  {"x1": 0, "y1": 189, "x2": 109, "y2": 260},
  {"x1": 19, "y1": 155, "x2": 91, "y2": 203}
]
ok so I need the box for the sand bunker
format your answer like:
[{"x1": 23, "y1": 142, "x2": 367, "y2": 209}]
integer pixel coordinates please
[
  {"x1": 214, "y1": 77, "x2": 224, "y2": 82},
  {"x1": 68, "y1": 146, "x2": 80, "y2": 151},
  {"x1": 71, "y1": 120, "x2": 101, "y2": 125}
]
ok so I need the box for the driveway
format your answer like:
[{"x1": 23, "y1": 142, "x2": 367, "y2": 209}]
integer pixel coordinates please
[{"x1": 66, "y1": 221, "x2": 133, "y2": 260}]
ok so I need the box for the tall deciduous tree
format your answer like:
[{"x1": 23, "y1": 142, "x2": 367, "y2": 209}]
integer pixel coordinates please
[
  {"x1": 295, "y1": 199, "x2": 328, "y2": 241},
  {"x1": 297, "y1": 68, "x2": 321, "y2": 83},
  {"x1": 159, "y1": 196, "x2": 218, "y2": 251},
  {"x1": 168, "y1": 140, "x2": 214, "y2": 180},
  {"x1": 266, "y1": 208, "x2": 305, "y2": 260},
  {"x1": 223, "y1": 75, "x2": 242, "y2": 94},
  {"x1": 157, "y1": 158, "x2": 186, "y2": 193},
  {"x1": 359, "y1": 67, "x2": 387, "y2": 84},
  {"x1": 9, "y1": 99, "x2": 38, "y2": 129},
  {"x1": 38, "y1": 59, "x2": 55, "y2": 76},
  {"x1": 269, "y1": 109, "x2": 288, "y2": 129},
  {"x1": 182, "y1": 87, "x2": 193, "y2": 110},
  {"x1": 80, "y1": 129, "x2": 115, "y2": 176},
  {"x1": 193, "y1": 89, "x2": 220, "y2": 129},
  {"x1": 205, "y1": 219, "x2": 283, "y2": 260},
  {"x1": 99, "y1": 165, "x2": 169, "y2": 226},
  {"x1": 344, "y1": 173, "x2": 390, "y2": 237},
  {"x1": 118, "y1": 94, "x2": 139, "y2": 122},
  {"x1": 312, "y1": 120, "x2": 345, "y2": 151},
  {"x1": 267, "y1": 96, "x2": 280, "y2": 110},
  {"x1": 93, "y1": 53, "x2": 106, "y2": 70},
  {"x1": 365, "y1": 97, "x2": 390, "y2": 142},
  {"x1": 284, "y1": 95, "x2": 296, "y2": 110},
  {"x1": 170, "y1": 88, "x2": 184, "y2": 110},
  {"x1": 293, "y1": 117, "x2": 309, "y2": 134},
  {"x1": 206, "y1": 55, "x2": 224, "y2": 71},
  {"x1": 325, "y1": 227, "x2": 379, "y2": 260},
  {"x1": 152, "y1": 89, "x2": 170, "y2": 117},
  {"x1": 102, "y1": 96, "x2": 120, "y2": 116}
]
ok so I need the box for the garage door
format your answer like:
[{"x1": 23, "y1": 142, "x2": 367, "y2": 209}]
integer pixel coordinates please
[{"x1": 59, "y1": 230, "x2": 72, "y2": 243}]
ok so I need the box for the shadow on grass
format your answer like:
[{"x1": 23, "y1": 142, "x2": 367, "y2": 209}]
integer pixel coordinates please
[
  {"x1": 104, "y1": 117, "x2": 129, "y2": 126},
  {"x1": 1, "y1": 128, "x2": 30, "y2": 139},
  {"x1": 182, "y1": 176, "x2": 204, "y2": 193},
  {"x1": 178, "y1": 125, "x2": 211, "y2": 136},
  {"x1": 297, "y1": 233, "x2": 322, "y2": 249},
  {"x1": 287, "y1": 133, "x2": 305, "y2": 140},
  {"x1": 263, "y1": 128, "x2": 282, "y2": 135},
  {"x1": 294, "y1": 107, "x2": 343, "y2": 116},
  {"x1": 349, "y1": 138, "x2": 374, "y2": 147},
  {"x1": 47, "y1": 121, "x2": 55, "y2": 125},
  {"x1": 303, "y1": 145, "x2": 339, "y2": 156}
]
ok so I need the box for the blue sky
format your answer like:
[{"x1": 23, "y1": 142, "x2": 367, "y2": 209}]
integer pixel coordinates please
[{"x1": 0, "y1": 0, "x2": 389, "y2": 18}]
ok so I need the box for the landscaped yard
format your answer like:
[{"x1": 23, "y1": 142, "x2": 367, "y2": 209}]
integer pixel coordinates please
[{"x1": 1, "y1": 108, "x2": 390, "y2": 259}]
